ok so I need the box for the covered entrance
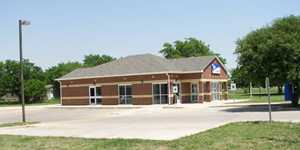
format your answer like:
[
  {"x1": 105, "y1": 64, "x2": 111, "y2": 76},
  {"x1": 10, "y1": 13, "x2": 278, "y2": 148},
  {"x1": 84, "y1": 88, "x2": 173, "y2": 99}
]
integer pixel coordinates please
[
  {"x1": 173, "y1": 82, "x2": 181, "y2": 104},
  {"x1": 211, "y1": 81, "x2": 221, "y2": 101}
]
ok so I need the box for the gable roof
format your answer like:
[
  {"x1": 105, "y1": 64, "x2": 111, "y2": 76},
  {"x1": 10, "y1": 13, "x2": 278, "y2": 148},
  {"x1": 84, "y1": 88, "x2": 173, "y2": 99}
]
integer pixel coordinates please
[{"x1": 57, "y1": 54, "x2": 220, "y2": 80}]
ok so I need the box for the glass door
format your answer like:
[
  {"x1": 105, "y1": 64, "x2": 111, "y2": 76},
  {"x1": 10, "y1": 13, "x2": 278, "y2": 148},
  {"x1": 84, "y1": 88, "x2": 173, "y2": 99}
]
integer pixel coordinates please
[
  {"x1": 211, "y1": 82, "x2": 220, "y2": 101},
  {"x1": 89, "y1": 86, "x2": 102, "y2": 105}
]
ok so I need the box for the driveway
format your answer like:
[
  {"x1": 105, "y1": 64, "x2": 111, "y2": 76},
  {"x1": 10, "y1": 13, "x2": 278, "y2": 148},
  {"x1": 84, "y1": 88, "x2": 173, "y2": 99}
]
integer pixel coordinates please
[{"x1": 0, "y1": 100, "x2": 299, "y2": 140}]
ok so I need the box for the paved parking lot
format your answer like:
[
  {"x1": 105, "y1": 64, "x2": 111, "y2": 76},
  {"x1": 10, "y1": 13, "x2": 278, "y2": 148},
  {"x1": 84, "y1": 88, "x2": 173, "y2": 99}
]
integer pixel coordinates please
[{"x1": 0, "y1": 101, "x2": 299, "y2": 140}]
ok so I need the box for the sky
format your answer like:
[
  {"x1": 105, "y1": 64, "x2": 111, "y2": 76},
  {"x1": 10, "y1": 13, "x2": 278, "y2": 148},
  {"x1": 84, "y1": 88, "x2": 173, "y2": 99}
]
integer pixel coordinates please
[{"x1": 1, "y1": 0, "x2": 299, "y2": 70}]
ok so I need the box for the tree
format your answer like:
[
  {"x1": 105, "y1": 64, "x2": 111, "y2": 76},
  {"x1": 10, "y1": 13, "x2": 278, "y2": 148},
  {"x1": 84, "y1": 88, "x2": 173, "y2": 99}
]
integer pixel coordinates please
[
  {"x1": 0, "y1": 59, "x2": 45, "y2": 102},
  {"x1": 24, "y1": 79, "x2": 46, "y2": 103},
  {"x1": 235, "y1": 15, "x2": 300, "y2": 105},
  {"x1": 230, "y1": 67, "x2": 250, "y2": 88},
  {"x1": 83, "y1": 54, "x2": 115, "y2": 67},
  {"x1": 159, "y1": 37, "x2": 226, "y2": 64},
  {"x1": 0, "y1": 62, "x2": 6, "y2": 98},
  {"x1": 45, "y1": 62, "x2": 82, "y2": 98}
]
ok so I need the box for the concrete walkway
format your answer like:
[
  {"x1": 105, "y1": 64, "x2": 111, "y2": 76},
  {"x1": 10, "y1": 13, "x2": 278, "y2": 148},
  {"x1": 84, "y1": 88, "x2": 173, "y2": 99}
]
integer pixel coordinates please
[{"x1": 0, "y1": 100, "x2": 299, "y2": 140}]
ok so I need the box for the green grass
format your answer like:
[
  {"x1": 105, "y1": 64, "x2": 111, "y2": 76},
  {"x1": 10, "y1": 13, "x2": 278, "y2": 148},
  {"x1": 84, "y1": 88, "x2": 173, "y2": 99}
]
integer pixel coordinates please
[
  {"x1": 0, "y1": 121, "x2": 299, "y2": 150},
  {"x1": 0, "y1": 99, "x2": 60, "y2": 107},
  {"x1": 0, "y1": 122, "x2": 38, "y2": 128},
  {"x1": 229, "y1": 87, "x2": 286, "y2": 103}
]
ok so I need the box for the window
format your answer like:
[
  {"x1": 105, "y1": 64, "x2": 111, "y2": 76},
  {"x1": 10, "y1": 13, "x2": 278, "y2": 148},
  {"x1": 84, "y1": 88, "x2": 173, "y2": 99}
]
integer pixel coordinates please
[
  {"x1": 89, "y1": 86, "x2": 102, "y2": 104},
  {"x1": 119, "y1": 85, "x2": 132, "y2": 104},
  {"x1": 153, "y1": 83, "x2": 168, "y2": 104},
  {"x1": 191, "y1": 83, "x2": 198, "y2": 103}
]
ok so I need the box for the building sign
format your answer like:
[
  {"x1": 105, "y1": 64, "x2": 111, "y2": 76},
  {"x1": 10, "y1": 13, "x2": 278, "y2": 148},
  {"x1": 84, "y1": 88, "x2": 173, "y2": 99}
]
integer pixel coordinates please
[
  {"x1": 230, "y1": 83, "x2": 237, "y2": 91},
  {"x1": 211, "y1": 63, "x2": 221, "y2": 74},
  {"x1": 173, "y1": 86, "x2": 178, "y2": 93}
]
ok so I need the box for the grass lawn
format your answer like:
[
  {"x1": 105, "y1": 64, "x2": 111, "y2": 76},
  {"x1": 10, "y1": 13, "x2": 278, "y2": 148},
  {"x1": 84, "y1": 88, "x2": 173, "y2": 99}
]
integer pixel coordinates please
[
  {"x1": 229, "y1": 87, "x2": 287, "y2": 103},
  {"x1": 0, "y1": 121, "x2": 299, "y2": 150},
  {"x1": 0, "y1": 99, "x2": 60, "y2": 107},
  {"x1": 0, "y1": 122, "x2": 38, "y2": 128}
]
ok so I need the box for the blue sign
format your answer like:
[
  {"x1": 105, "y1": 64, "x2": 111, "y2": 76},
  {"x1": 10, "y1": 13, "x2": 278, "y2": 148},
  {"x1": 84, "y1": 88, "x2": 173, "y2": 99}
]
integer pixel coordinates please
[{"x1": 212, "y1": 63, "x2": 221, "y2": 74}]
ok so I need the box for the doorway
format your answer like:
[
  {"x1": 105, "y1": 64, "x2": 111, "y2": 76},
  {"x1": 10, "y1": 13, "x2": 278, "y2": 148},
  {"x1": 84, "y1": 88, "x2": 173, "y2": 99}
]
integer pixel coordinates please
[
  {"x1": 89, "y1": 86, "x2": 102, "y2": 105},
  {"x1": 211, "y1": 82, "x2": 221, "y2": 101},
  {"x1": 173, "y1": 82, "x2": 181, "y2": 104}
]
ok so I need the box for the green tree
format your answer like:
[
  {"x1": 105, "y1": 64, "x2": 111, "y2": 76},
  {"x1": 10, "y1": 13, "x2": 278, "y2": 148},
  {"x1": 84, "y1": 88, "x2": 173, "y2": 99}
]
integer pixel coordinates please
[
  {"x1": 235, "y1": 15, "x2": 300, "y2": 105},
  {"x1": 24, "y1": 79, "x2": 46, "y2": 103},
  {"x1": 160, "y1": 37, "x2": 226, "y2": 64},
  {"x1": 0, "y1": 59, "x2": 45, "y2": 102},
  {"x1": 0, "y1": 62, "x2": 6, "y2": 98},
  {"x1": 230, "y1": 67, "x2": 250, "y2": 88},
  {"x1": 83, "y1": 54, "x2": 115, "y2": 67},
  {"x1": 45, "y1": 62, "x2": 82, "y2": 98}
]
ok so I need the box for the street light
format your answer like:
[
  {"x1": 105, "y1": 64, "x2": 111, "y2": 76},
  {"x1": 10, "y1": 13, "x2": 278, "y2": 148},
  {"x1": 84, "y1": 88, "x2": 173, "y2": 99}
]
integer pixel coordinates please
[{"x1": 18, "y1": 19, "x2": 30, "y2": 122}]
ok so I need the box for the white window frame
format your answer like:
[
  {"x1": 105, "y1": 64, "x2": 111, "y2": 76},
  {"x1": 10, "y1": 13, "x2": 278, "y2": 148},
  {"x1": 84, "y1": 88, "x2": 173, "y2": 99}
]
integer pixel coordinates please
[
  {"x1": 89, "y1": 86, "x2": 102, "y2": 105},
  {"x1": 118, "y1": 84, "x2": 132, "y2": 104},
  {"x1": 152, "y1": 82, "x2": 168, "y2": 104},
  {"x1": 191, "y1": 83, "x2": 199, "y2": 103}
]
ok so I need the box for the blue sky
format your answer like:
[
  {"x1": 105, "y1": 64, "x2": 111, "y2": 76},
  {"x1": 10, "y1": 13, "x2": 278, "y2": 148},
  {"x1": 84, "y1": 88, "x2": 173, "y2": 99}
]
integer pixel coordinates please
[{"x1": 1, "y1": 0, "x2": 299, "y2": 69}]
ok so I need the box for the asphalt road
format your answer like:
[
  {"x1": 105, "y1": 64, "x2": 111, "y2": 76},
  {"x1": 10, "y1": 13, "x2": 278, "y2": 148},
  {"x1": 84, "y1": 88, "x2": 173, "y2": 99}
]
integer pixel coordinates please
[{"x1": 0, "y1": 101, "x2": 299, "y2": 140}]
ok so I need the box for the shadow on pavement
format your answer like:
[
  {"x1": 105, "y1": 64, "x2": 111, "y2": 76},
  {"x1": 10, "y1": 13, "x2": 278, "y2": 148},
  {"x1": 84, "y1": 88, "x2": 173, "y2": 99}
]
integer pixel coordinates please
[{"x1": 212, "y1": 103, "x2": 300, "y2": 112}]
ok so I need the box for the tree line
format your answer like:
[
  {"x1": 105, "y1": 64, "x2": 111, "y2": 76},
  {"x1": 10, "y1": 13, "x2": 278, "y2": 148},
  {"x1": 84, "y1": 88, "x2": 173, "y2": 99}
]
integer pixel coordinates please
[{"x1": 0, "y1": 54, "x2": 115, "y2": 103}]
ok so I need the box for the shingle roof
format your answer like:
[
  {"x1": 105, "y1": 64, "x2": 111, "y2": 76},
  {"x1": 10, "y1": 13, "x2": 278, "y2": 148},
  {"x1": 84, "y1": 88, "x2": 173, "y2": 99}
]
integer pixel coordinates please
[{"x1": 57, "y1": 54, "x2": 217, "y2": 80}]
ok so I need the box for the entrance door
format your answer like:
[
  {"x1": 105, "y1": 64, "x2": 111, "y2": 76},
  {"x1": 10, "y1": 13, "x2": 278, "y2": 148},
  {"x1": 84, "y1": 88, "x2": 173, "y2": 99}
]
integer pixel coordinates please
[
  {"x1": 211, "y1": 82, "x2": 220, "y2": 101},
  {"x1": 89, "y1": 86, "x2": 102, "y2": 105}
]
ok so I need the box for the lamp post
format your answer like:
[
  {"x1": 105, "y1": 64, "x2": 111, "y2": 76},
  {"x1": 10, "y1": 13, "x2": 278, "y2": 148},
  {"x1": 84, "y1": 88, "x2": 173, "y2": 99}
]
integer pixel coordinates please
[{"x1": 18, "y1": 19, "x2": 30, "y2": 122}]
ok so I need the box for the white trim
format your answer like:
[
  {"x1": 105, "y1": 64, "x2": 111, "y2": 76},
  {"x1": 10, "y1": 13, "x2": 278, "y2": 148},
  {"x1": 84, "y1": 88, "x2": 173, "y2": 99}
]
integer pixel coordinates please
[
  {"x1": 89, "y1": 86, "x2": 102, "y2": 105},
  {"x1": 55, "y1": 71, "x2": 203, "y2": 81}
]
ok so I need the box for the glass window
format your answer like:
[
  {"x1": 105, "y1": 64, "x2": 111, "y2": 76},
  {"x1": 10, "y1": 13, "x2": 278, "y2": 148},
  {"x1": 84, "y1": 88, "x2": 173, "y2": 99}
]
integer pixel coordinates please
[
  {"x1": 191, "y1": 83, "x2": 198, "y2": 103},
  {"x1": 152, "y1": 83, "x2": 169, "y2": 104},
  {"x1": 153, "y1": 84, "x2": 160, "y2": 95},
  {"x1": 119, "y1": 85, "x2": 132, "y2": 104},
  {"x1": 153, "y1": 95, "x2": 160, "y2": 104},
  {"x1": 161, "y1": 84, "x2": 168, "y2": 94},
  {"x1": 161, "y1": 95, "x2": 168, "y2": 104},
  {"x1": 125, "y1": 86, "x2": 132, "y2": 95},
  {"x1": 96, "y1": 87, "x2": 101, "y2": 96},
  {"x1": 90, "y1": 88, "x2": 95, "y2": 96}
]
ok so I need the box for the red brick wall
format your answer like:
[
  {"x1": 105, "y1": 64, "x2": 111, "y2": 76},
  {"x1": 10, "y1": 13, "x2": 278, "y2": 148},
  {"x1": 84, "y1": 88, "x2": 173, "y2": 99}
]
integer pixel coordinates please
[
  {"x1": 102, "y1": 85, "x2": 118, "y2": 105},
  {"x1": 201, "y1": 58, "x2": 228, "y2": 79},
  {"x1": 62, "y1": 99, "x2": 89, "y2": 105},
  {"x1": 62, "y1": 86, "x2": 88, "y2": 97},
  {"x1": 133, "y1": 98, "x2": 152, "y2": 105},
  {"x1": 132, "y1": 83, "x2": 152, "y2": 95}
]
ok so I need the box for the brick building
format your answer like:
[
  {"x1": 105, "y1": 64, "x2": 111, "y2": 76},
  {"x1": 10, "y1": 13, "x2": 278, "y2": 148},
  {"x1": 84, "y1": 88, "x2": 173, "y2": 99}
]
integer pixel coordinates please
[{"x1": 57, "y1": 54, "x2": 229, "y2": 105}]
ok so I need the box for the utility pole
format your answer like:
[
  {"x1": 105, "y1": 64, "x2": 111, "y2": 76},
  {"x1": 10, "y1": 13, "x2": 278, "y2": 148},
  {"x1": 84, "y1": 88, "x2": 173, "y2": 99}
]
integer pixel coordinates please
[
  {"x1": 250, "y1": 82, "x2": 253, "y2": 98},
  {"x1": 18, "y1": 19, "x2": 30, "y2": 123},
  {"x1": 265, "y1": 77, "x2": 272, "y2": 123}
]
